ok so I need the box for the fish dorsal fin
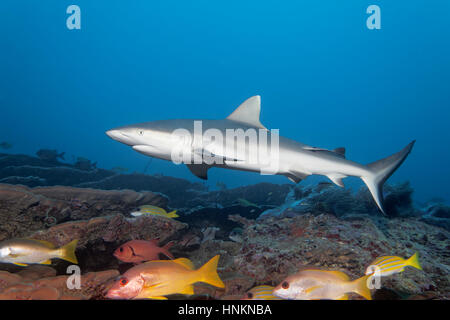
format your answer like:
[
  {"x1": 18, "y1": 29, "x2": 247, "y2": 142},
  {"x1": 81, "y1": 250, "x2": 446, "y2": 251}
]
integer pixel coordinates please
[
  {"x1": 29, "y1": 239, "x2": 56, "y2": 249},
  {"x1": 149, "y1": 239, "x2": 160, "y2": 245},
  {"x1": 186, "y1": 164, "x2": 209, "y2": 180},
  {"x1": 324, "y1": 270, "x2": 350, "y2": 281},
  {"x1": 226, "y1": 96, "x2": 266, "y2": 129},
  {"x1": 173, "y1": 258, "x2": 195, "y2": 270}
]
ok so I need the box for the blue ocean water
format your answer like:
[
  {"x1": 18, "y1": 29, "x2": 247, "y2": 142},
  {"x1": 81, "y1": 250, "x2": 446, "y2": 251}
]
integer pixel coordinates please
[{"x1": 1, "y1": 0, "x2": 449, "y2": 204}]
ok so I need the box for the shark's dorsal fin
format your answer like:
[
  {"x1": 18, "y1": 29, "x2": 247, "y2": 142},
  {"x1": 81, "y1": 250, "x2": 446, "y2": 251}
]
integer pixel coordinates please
[
  {"x1": 226, "y1": 96, "x2": 266, "y2": 129},
  {"x1": 333, "y1": 147, "x2": 346, "y2": 158}
]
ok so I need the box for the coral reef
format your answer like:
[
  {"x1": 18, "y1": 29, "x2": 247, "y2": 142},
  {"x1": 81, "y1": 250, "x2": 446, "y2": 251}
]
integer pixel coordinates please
[
  {"x1": 258, "y1": 182, "x2": 422, "y2": 219},
  {"x1": 0, "y1": 265, "x2": 118, "y2": 300},
  {"x1": 421, "y1": 203, "x2": 450, "y2": 231},
  {"x1": 0, "y1": 153, "x2": 291, "y2": 210},
  {"x1": 0, "y1": 184, "x2": 170, "y2": 241},
  {"x1": 0, "y1": 152, "x2": 448, "y2": 300},
  {"x1": 188, "y1": 213, "x2": 449, "y2": 300},
  {"x1": 35, "y1": 149, "x2": 65, "y2": 162}
]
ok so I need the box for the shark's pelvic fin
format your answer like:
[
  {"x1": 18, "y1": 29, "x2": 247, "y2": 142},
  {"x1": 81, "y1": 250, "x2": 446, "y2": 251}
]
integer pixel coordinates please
[
  {"x1": 327, "y1": 173, "x2": 346, "y2": 187},
  {"x1": 361, "y1": 140, "x2": 415, "y2": 215},
  {"x1": 226, "y1": 96, "x2": 267, "y2": 129},
  {"x1": 186, "y1": 164, "x2": 209, "y2": 180}
]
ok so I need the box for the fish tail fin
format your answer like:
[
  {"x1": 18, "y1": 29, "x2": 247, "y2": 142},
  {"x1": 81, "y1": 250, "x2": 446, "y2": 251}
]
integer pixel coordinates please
[
  {"x1": 405, "y1": 252, "x2": 422, "y2": 270},
  {"x1": 361, "y1": 140, "x2": 415, "y2": 215},
  {"x1": 168, "y1": 210, "x2": 179, "y2": 218},
  {"x1": 197, "y1": 255, "x2": 225, "y2": 288},
  {"x1": 351, "y1": 275, "x2": 372, "y2": 300},
  {"x1": 161, "y1": 241, "x2": 175, "y2": 259},
  {"x1": 58, "y1": 239, "x2": 79, "y2": 264}
]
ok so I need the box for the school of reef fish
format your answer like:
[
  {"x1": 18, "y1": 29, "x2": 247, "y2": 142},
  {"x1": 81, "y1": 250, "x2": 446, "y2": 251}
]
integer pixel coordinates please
[{"x1": 0, "y1": 150, "x2": 448, "y2": 300}]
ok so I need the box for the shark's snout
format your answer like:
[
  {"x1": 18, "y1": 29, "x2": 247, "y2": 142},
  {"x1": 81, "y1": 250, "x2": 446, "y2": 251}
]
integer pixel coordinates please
[
  {"x1": 106, "y1": 129, "x2": 134, "y2": 146},
  {"x1": 106, "y1": 129, "x2": 120, "y2": 140}
]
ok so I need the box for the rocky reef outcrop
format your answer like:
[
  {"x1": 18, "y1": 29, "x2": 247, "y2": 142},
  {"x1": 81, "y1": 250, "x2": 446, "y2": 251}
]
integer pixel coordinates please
[
  {"x1": 188, "y1": 213, "x2": 450, "y2": 300},
  {"x1": 0, "y1": 152, "x2": 449, "y2": 300},
  {"x1": 0, "y1": 184, "x2": 170, "y2": 241},
  {"x1": 0, "y1": 152, "x2": 289, "y2": 209},
  {"x1": 0, "y1": 265, "x2": 118, "y2": 300}
]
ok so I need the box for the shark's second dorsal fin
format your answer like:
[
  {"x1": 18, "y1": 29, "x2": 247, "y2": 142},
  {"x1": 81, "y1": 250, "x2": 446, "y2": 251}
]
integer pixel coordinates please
[{"x1": 226, "y1": 96, "x2": 266, "y2": 129}]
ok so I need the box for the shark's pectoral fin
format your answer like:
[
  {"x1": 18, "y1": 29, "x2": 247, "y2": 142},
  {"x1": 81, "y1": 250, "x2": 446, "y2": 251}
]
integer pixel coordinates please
[
  {"x1": 285, "y1": 174, "x2": 302, "y2": 184},
  {"x1": 186, "y1": 164, "x2": 209, "y2": 180},
  {"x1": 327, "y1": 173, "x2": 347, "y2": 187},
  {"x1": 194, "y1": 147, "x2": 245, "y2": 164},
  {"x1": 226, "y1": 96, "x2": 267, "y2": 129},
  {"x1": 285, "y1": 171, "x2": 310, "y2": 184}
]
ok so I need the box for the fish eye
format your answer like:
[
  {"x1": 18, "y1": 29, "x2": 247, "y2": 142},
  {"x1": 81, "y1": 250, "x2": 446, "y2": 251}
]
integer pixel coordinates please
[
  {"x1": 119, "y1": 247, "x2": 123, "y2": 252},
  {"x1": 119, "y1": 278, "x2": 128, "y2": 286},
  {"x1": 247, "y1": 292, "x2": 253, "y2": 299},
  {"x1": 282, "y1": 281, "x2": 289, "y2": 289}
]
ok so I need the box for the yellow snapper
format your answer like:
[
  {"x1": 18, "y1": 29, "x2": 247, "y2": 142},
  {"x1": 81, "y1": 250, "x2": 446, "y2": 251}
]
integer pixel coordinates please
[
  {"x1": 365, "y1": 252, "x2": 422, "y2": 277},
  {"x1": 0, "y1": 238, "x2": 78, "y2": 267},
  {"x1": 106, "y1": 255, "x2": 225, "y2": 300},
  {"x1": 131, "y1": 205, "x2": 178, "y2": 218},
  {"x1": 273, "y1": 269, "x2": 372, "y2": 300},
  {"x1": 242, "y1": 285, "x2": 283, "y2": 300}
]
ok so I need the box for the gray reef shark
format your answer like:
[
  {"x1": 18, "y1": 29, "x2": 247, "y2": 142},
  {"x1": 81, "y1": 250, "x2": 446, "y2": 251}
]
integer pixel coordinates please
[{"x1": 106, "y1": 96, "x2": 415, "y2": 215}]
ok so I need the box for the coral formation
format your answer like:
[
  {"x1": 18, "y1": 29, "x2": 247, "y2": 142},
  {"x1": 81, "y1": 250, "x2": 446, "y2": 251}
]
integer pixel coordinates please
[
  {"x1": 0, "y1": 152, "x2": 448, "y2": 300},
  {"x1": 0, "y1": 265, "x2": 118, "y2": 300},
  {"x1": 0, "y1": 184, "x2": 170, "y2": 241},
  {"x1": 189, "y1": 213, "x2": 449, "y2": 300}
]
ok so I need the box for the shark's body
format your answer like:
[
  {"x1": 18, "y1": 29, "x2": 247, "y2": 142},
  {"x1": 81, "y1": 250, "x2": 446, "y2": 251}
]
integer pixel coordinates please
[{"x1": 106, "y1": 96, "x2": 414, "y2": 215}]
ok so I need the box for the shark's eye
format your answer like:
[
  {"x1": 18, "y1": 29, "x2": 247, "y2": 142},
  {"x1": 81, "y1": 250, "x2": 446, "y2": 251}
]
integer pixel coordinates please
[
  {"x1": 247, "y1": 292, "x2": 253, "y2": 299},
  {"x1": 119, "y1": 278, "x2": 128, "y2": 286},
  {"x1": 119, "y1": 247, "x2": 123, "y2": 252},
  {"x1": 282, "y1": 281, "x2": 289, "y2": 289},
  {"x1": 138, "y1": 130, "x2": 144, "y2": 136}
]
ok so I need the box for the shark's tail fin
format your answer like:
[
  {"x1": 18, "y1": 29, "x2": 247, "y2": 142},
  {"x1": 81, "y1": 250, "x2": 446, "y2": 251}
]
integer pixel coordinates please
[{"x1": 361, "y1": 140, "x2": 415, "y2": 215}]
